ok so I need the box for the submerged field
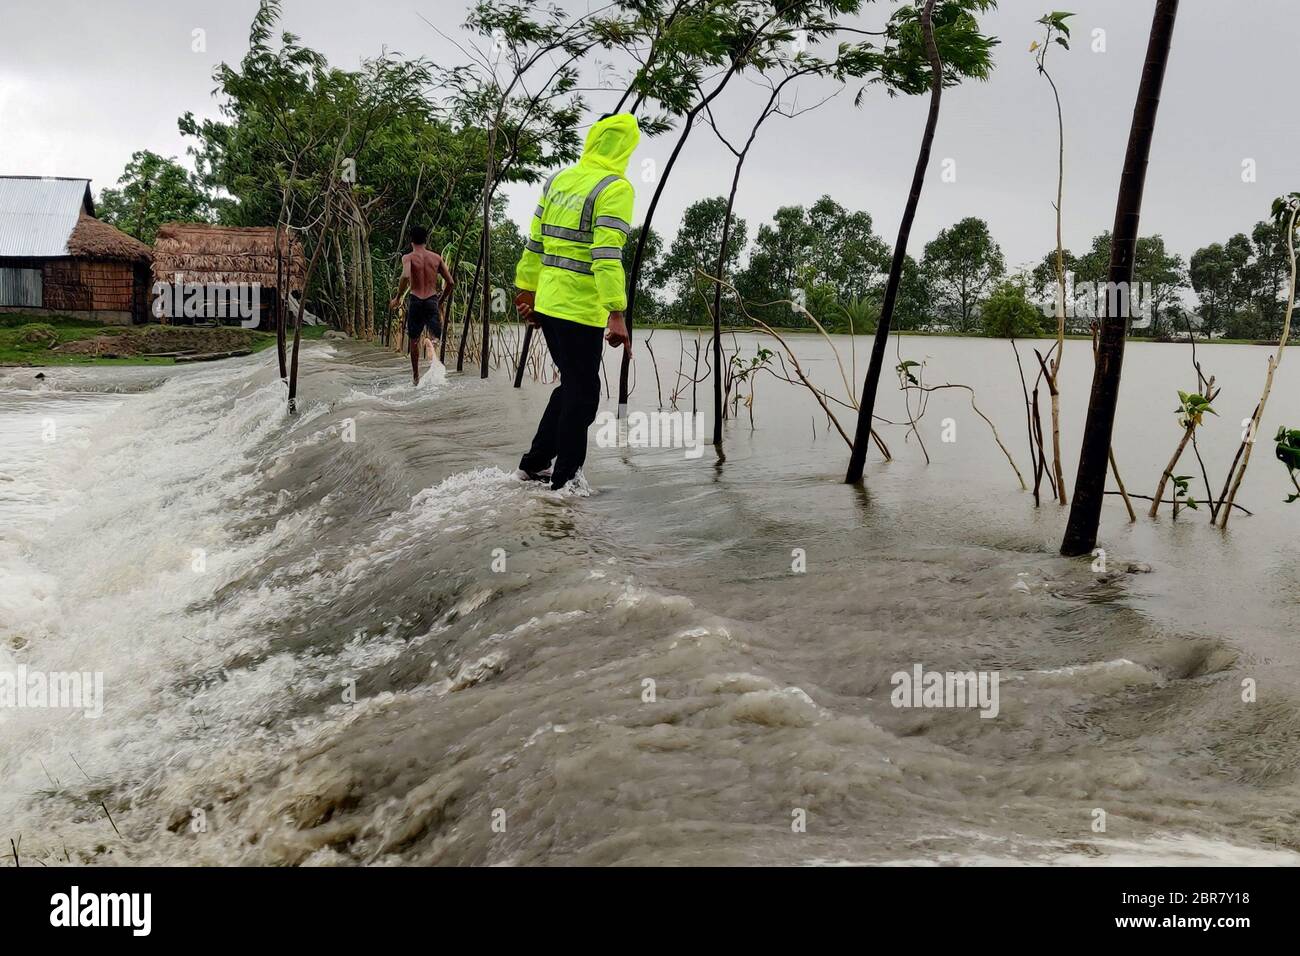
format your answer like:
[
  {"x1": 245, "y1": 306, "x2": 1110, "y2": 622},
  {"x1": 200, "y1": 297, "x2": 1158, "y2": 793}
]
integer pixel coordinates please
[{"x1": 2, "y1": 333, "x2": 1299, "y2": 865}]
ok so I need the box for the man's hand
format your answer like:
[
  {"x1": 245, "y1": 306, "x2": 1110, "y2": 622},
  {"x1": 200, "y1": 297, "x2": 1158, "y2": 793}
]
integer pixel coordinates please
[
  {"x1": 515, "y1": 289, "x2": 539, "y2": 326},
  {"x1": 606, "y1": 312, "x2": 631, "y2": 353},
  {"x1": 388, "y1": 297, "x2": 400, "y2": 312}
]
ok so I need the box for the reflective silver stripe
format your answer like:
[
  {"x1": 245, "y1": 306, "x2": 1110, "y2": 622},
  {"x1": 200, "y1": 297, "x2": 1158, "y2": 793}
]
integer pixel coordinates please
[
  {"x1": 542, "y1": 224, "x2": 593, "y2": 243},
  {"x1": 590, "y1": 246, "x2": 622, "y2": 260},
  {"x1": 533, "y1": 205, "x2": 545, "y2": 219},
  {"x1": 580, "y1": 175, "x2": 621, "y2": 231},
  {"x1": 541, "y1": 171, "x2": 560, "y2": 197},
  {"x1": 525, "y1": 238, "x2": 543, "y2": 254},
  {"x1": 542, "y1": 253, "x2": 592, "y2": 275},
  {"x1": 593, "y1": 215, "x2": 631, "y2": 234}
]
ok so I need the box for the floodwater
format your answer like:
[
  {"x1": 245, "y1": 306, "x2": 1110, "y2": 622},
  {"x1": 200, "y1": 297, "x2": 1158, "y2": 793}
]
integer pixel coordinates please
[{"x1": 2, "y1": 330, "x2": 1299, "y2": 866}]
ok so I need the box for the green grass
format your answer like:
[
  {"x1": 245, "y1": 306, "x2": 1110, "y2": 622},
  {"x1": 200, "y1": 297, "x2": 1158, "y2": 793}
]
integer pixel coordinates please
[{"x1": 0, "y1": 315, "x2": 327, "y2": 367}]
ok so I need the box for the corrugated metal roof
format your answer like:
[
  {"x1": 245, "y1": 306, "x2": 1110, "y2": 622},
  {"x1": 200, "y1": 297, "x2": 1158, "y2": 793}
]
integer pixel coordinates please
[{"x1": 0, "y1": 177, "x2": 94, "y2": 258}]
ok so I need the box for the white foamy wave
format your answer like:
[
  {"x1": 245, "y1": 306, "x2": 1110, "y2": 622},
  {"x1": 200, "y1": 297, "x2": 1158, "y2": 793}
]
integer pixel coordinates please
[
  {"x1": 1021, "y1": 658, "x2": 1163, "y2": 692},
  {"x1": 344, "y1": 355, "x2": 449, "y2": 406}
]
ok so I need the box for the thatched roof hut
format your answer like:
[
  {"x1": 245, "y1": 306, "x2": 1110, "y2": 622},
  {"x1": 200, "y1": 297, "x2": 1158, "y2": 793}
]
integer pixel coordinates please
[
  {"x1": 152, "y1": 223, "x2": 305, "y2": 291},
  {"x1": 0, "y1": 176, "x2": 152, "y2": 324},
  {"x1": 67, "y1": 212, "x2": 151, "y2": 263}
]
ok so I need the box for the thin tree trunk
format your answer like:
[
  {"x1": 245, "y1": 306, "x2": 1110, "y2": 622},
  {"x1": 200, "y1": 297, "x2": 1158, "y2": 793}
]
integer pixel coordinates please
[
  {"x1": 273, "y1": 180, "x2": 296, "y2": 378},
  {"x1": 480, "y1": 141, "x2": 496, "y2": 379},
  {"x1": 363, "y1": 224, "x2": 375, "y2": 340},
  {"x1": 458, "y1": 229, "x2": 485, "y2": 372},
  {"x1": 441, "y1": 229, "x2": 475, "y2": 364},
  {"x1": 1061, "y1": 0, "x2": 1179, "y2": 556},
  {"x1": 1032, "y1": 386, "x2": 1047, "y2": 505},
  {"x1": 1150, "y1": 425, "x2": 1192, "y2": 516},
  {"x1": 619, "y1": 53, "x2": 751, "y2": 413},
  {"x1": 289, "y1": 225, "x2": 331, "y2": 412},
  {"x1": 333, "y1": 232, "x2": 348, "y2": 336},
  {"x1": 1010, "y1": 339, "x2": 1038, "y2": 495},
  {"x1": 846, "y1": 0, "x2": 941, "y2": 483},
  {"x1": 1108, "y1": 448, "x2": 1137, "y2": 521},
  {"x1": 350, "y1": 218, "x2": 362, "y2": 338},
  {"x1": 1219, "y1": 202, "x2": 1298, "y2": 527},
  {"x1": 275, "y1": 240, "x2": 287, "y2": 379},
  {"x1": 1044, "y1": 66, "x2": 1068, "y2": 504},
  {"x1": 710, "y1": 160, "x2": 745, "y2": 449}
]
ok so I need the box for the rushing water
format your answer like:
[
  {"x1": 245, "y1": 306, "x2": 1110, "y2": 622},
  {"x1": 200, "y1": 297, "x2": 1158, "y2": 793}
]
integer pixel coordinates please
[{"x1": 2, "y1": 331, "x2": 1300, "y2": 866}]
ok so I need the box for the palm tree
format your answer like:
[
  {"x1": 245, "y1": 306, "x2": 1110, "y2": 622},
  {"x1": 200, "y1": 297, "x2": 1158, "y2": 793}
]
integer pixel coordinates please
[{"x1": 1060, "y1": 0, "x2": 1180, "y2": 556}]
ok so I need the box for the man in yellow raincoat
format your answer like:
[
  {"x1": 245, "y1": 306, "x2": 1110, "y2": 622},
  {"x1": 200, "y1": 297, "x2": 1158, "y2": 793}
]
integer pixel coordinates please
[{"x1": 514, "y1": 112, "x2": 638, "y2": 490}]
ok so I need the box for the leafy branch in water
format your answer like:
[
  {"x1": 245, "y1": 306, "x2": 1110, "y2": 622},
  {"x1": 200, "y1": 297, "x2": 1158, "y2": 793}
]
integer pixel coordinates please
[
  {"x1": 1175, "y1": 390, "x2": 1217, "y2": 429},
  {"x1": 1151, "y1": 344, "x2": 1220, "y2": 520},
  {"x1": 725, "y1": 345, "x2": 773, "y2": 427},
  {"x1": 1170, "y1": 474, "x2": 1198, "y2": 514},
  {"x1": 1275, "y1": 425, "x2": 1300, "y2": 502},
  {"x1": 896, "y1": 359, "x2": 921, "y2": 386}
]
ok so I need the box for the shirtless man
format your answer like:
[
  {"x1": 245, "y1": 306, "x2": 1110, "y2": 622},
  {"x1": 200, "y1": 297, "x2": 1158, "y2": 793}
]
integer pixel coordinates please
[{"x1": 389, "y1": 225, "x2": 454, "y2": 385}]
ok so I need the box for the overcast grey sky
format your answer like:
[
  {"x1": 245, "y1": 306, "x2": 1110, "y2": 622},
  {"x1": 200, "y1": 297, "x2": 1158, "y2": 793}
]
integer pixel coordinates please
[{"x1": 2, "y1": 1, "x2": 1296, "y2": 270}]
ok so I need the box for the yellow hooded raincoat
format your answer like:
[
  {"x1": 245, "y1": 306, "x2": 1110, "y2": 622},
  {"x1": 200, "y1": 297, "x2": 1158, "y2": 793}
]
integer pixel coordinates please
[{"x1": 514, "y1": 113, "x2": 639, "y2": 328}]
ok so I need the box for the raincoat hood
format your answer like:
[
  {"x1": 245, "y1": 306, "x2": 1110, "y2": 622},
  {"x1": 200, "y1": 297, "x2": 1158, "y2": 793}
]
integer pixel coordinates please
[{"x1": 579, "y1": 113, "x2": 640, "y2": 174}]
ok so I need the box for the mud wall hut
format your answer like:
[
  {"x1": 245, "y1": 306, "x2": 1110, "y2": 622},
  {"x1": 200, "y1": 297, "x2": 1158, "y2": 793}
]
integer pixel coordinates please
[
  {"x1": 151, "y1": 224, "x2": 305, "y2": 329},
  {"x1": 0, "y1": 176, "x2": 152, "y2": 324}
]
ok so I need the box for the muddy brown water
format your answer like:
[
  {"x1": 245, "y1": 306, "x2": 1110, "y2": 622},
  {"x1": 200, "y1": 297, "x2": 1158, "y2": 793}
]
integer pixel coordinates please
[{"x1": 2, "y1": 332, "x2": 1298, "y2": 865}]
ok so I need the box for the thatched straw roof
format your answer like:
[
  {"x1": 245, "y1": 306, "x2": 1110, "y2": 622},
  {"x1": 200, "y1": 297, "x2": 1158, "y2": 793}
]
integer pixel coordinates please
[
  {"x1": 152, "y1": 223, "x2": 305, "y2": 290},
  {"x1": 65, "y1": 213, "x2": 152, "y2": 263}
]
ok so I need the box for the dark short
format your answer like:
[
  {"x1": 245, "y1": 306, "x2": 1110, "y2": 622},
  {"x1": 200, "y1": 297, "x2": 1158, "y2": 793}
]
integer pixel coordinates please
[{"x1": 406, "y1": 293, "x2": 442, "y2": 340}]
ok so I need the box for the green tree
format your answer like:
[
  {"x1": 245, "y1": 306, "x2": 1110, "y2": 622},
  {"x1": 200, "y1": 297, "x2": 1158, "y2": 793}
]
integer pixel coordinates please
[
  {"x1": 921, "y1": 216, "x2": 1005, "y2": 331},
  {"x1": 981, "y1": 277, "x2": 1047, "y2": 338},
  {"x1": 97, "y1": 151, "x2": 213, "y2": 243},
  {"x1": 1133, "y1": 235, "x2": 1186, "y2": 339},
  {"x1": 738, "y1": 197, "x2": 889, "y2": 328},
  {"x1": 893, "y1": 253, "x2": 932, "y2": 330},
  {"x1": 1057, "y1": 231, "x2": 1184, "y2": 337},
  {"x1": 833, "y1": 296, "x2": 881, "y2": 334},
  {"x1": 1243, "y1": 218, "x2": 1292, "y2": 339},
  {"x1": 1030, "y1": 247, "x2": 1081, "y2": 329},
  {"x1": 623, "y1": 225, "x2": 666, "y2": 324},
  {"x1": 660, "y1": 196, "x2": 747, "y2": 324},
  {"x1": 1189, "y1": 242, "x2": 1234, "y2": 337}
]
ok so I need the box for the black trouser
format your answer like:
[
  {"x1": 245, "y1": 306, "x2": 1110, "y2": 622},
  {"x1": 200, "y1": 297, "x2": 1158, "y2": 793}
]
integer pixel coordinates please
[{"x1": 519, "y1": 313, "x2": 604, "y2": 489}]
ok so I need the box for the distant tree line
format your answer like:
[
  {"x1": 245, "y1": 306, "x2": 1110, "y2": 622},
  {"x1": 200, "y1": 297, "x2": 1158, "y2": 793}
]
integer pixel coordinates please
[
  {"x1": 92, "y1": 1, "x2": 1292, "y2": 349},
  {"x1": 627, "y1": 193, "x2": 1296, "y2": 342}
]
